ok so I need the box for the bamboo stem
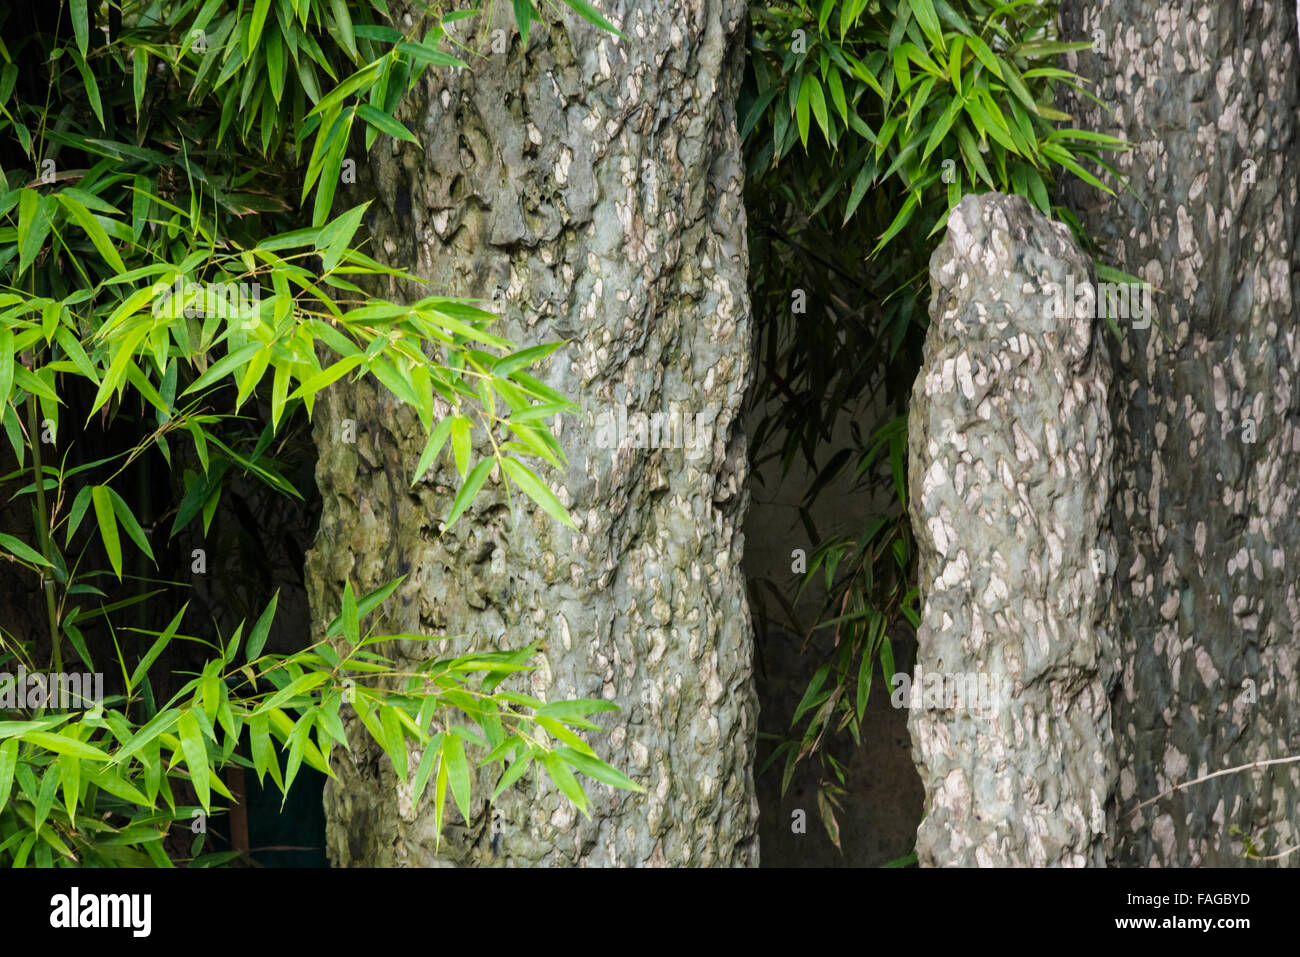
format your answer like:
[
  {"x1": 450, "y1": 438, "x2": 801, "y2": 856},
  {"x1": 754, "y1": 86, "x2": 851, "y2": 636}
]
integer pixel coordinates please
[{"x1": 25, "y1": 390, "x2": 61, "y2": 674}]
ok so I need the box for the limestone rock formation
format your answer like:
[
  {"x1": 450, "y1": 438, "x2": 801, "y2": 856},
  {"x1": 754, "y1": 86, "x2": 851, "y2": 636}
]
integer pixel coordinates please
[
  {"x1": 1061, "y1": 0, "x2": 1300, "y2": 866},
  {"x1": 306, "y1": 0, "x2": 759, "y2": 866},
  {"x1": 907, "y1": 193, "x2": 1117, "y2": 866}
]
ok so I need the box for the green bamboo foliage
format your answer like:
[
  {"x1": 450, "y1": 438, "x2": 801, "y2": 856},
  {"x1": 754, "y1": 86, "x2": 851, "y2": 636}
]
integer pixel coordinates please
[{"x1": 0, "y1": 0, "x2": 635, "y2": 867}]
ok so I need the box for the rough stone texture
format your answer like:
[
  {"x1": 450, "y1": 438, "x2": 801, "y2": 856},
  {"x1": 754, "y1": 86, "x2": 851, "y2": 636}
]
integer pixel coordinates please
[
  {"x1": 305, "y1": 0, "x2": 758, "y2": 866},
  {"x1": 906, "y1": 193, "x2": 1117, "y2": 866},
  {"x1": 1060, "y1": 0, "x2": 1300, "y2": 865}
]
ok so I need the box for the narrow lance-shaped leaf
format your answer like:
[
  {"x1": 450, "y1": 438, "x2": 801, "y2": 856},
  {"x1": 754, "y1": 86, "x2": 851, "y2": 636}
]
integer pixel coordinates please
[
  {"x1": 91, "y1": 485, "x2": 123, "y2": 580},
  {"x1": 71, "y1": 0, "x2": 89, "y2": 56},
  {"x1": 129, "y1": 606, "x2": 188, "y2": 692},
  {"x1": 177, "y1": 711, "x2": 211, "y2": 812},
  {"x1": 542, "y1": 750, "x2": 590, "y2": 817},
  {"x1": 501, "y1": 457, "x2": 576, "y2": 529},
  {"x1": 17, "y1": 190, "x2": 55, "y2": 277},
  {"x1": 107, "y1": 485, "x2": 156, "y2": 564},
  {"x1": 411, "y1": 416, "x2": 454, "y2": 486},
  {"x1": 0, "y1": 532, "x2": 52, "y2": 569},
  {"x1": 57, "y1": 194, "x2": 125, "y2": 272},
  {"x1": 0, "y1": 739, "x2": 17, "y2": 815},
  {"x1": 443, "y1": 457, "x2": 493, "y2": 529},
  {"x1": 443, "y1": 733, "x2": 472, "y2": 822},
  {"x1": 245, "y1": 591, "x2": 279, "y2": 662}
]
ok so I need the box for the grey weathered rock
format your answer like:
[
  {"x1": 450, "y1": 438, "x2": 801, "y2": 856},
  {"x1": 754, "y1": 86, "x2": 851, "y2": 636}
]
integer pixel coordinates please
[
  {"x1": 306, "y1": 0, "x2": 759, "y2": 866},
  {"x1": 906, "y1": 193, "x2": 1117, "y2": 866},
  {"x1": 1060, "y1": 0, "x2": 1300, "y2": 866}
]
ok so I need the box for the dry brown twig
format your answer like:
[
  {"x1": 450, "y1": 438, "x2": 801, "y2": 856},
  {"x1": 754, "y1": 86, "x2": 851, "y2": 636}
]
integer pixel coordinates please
[{"x1": 1127, "y1": 754, "x2": 1300, "y2": 817}]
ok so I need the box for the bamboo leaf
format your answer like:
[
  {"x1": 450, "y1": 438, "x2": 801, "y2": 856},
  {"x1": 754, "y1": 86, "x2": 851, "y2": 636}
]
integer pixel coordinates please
[
  {"x1": 91, "y1": 485, "x2": 123, "y2": 580},
  {"x1": 71, "y1": 51, "x2": 103, "y2": 127},
  {"x1": 341, "y1": 581, "x2": 359, "y2": 643},
  {"x1": 922, "y1": 95, "x2": 963, "y2": 161},
  {"x1": 248, "y1": 0, "x2": 273, "y2": 55},
  {"x1": 444, "y1": 457, "x2": 493, "y2": 528},
  {"x1": 542, "y1": 750, "x2": 590, "y2": 817},
  {"x1": 796, "y1": 73, "x2": 813, "y2": 148},
  {"x1": 0, "y1": 739, "x2": 16, "y2": 814},
  {"x1": 177, "y1": 711, "x2": 211, "y2": 811},
  {"x1": 411, "y1": 416, "x2": 454, "y2": 485},
  {"x1": 107, "y1": 486, "x2": 156, "y2": 564},
  {"x1": 501, "y1": 458, "x2": 575, "y2": 529},
  {"x1": 328, "y1": 0, "x2": 358, "y2": 59},
  {"x1": 562, "y1": 0, "x2": 625, "y2": 38},
  {"x1": 552, "y1": 746, "x2": 643, "y2": 792},
  {"x1": 0, "y1": 532, "x2": 52, "y2": 569},
  {"x1": 443, "y1": 733, "x2": 472, "y2": 822},
  {"x1": 58, "y1": 192, "x2": 125, "y2": 270},
  {"x1": 907, "y1": 0, "x2": 945, "y2": 50},
  {"x1": 129, "y1": 606, "x2": 187, "y2": 692},
  {"x1": 71, "y1": 0, "x2": 89, "y2": 56},
  {"x1": 410, "y1": 732, "x2": 444, "y2": 807},
  {"x1": 355, "y1": 104, "x2": 419, "y2": 145},
  {"x1": 491, "y1": 749, "x2": 534, "y2": 799},
  {"x1": 17, "y1": 190, "x2": 55, "y2": 277},
  {"x1": 245, "y1": 591, "x2": 279, "y2": 662},
  {"x1": 450, "y1": 415, "x2": 471, "y2": 477},
  {"x1": 964, "y1": 34, "x2": 1002, "y2": 79},
  {"x1": 808, "y1": 75, "x2": 830, "y2": 144},
  {"x1": 19, "y1": 731, "x2": 110, "y2": 762}
]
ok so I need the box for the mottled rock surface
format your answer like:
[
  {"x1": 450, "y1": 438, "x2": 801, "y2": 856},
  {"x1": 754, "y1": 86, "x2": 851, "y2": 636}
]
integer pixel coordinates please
[
  {"x1": 907, "y1": 193, "x2": 1117, "y2": 866},
  {"x1": 1061, "y1": 0, "x2": 1300, "y2": 866},
  {"x1": 305, "y1": 0, "x2": 758, "y2": 866}
]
